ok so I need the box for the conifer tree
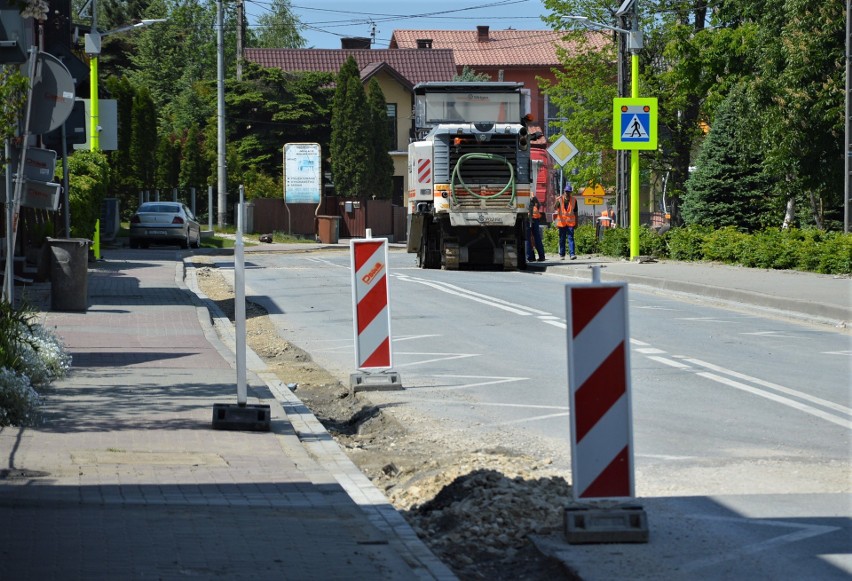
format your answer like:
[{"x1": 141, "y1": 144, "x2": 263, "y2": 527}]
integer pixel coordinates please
[
  {"x1": 682, "y1": 85, "x2": 777, "y2": 231},
  {"x1": 330, "y1": 57, "x2": 371, "y2": 198},
  {"x1": 366, "y1": 79, "x2": 394, "y2": 200}
]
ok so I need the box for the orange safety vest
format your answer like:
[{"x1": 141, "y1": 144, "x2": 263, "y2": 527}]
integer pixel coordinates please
[
  {"x1": 600, "y1": 209, "x2": 615, "y2": 228},
  {"x1": 531, "y1": 197, "x2": 543, "y2": 220},
  {"x1": 554, "y1": 195, "x2": 576, "y2": 228}
]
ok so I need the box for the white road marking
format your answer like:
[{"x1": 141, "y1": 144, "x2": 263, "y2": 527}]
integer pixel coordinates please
[
  {"x1": 543, "y1": 320, "x2": 567, "y2": 329},
  {"x1": 676, "y1": 317, "x2": 730, "y2": 322},
  {"x1": 741, "y1": 330, "x2": 797, "y2": 338},
  {"x1": 682, "y1": 357, "x2": 852, "y2": 417},
  {"x1": 393, "y1": 334, "x2": 442, "y2": 342},
  {"x1": 697, "y1": 372, "x2": 852, "y2": 429},
  {"x1": 681, "y1": 516, "x2": 840, "y2": 572},
  {"x1": 630, "y1": 339, "x2": 651, "y2": 346},
  {"x1": 395, "y1": 275, "x2": 548, "y2": 316},
  {"x1": 636, "y1": 306, "x2": 678, "y2": 311},
  {"x1": 822, "y1": 350, "x2": 852, "y2": 356},
  {"x1": 646, "y1": 356, "x2": 692, "y2": 369},
  {"x1": 410, "y1": 374, "x2": 529, "y2": 391},
  {"x1": 393, "y1": 353, "x2": 479, "y2": 368},
  {"x1": 497, "y1": 411, "x2": 571, "y2": 425},
  {"x1": 635, "y1": 347, "x2": 667, "y2": 354}
]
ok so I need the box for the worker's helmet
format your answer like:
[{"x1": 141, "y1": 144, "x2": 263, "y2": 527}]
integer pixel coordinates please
[{"x1": 564, "y1": 184, "x2": 573, "y2": 193}]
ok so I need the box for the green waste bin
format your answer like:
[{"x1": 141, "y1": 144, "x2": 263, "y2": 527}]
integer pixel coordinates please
[{"x1": 48, "y1": 238, "x2": 90, "y2": 311}]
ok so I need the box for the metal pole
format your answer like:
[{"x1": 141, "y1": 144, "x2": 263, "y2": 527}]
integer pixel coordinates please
[
  {"x1": 208, "y1": 185, "x2": 213, "y2": 231},
  {"x1": 235, "y1": 185, "x2": 246, "y2": 406},
  {"x1": 61, "y1": 122, "x2": 71, "y2": 237},
  {"x1": 3, "y1": 140, "x2": 12, "y2": 303},
  {"x1": 629, "y1": 52, "x2": 640, "y2": 259},
  {"x1": 216, "y1": 0, "x2": 227, "y2": 228}
]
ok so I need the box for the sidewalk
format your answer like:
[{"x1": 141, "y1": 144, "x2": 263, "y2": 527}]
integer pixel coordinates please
[{"x1": 0, "y1": 247, "x2": 454, "y2": 580}]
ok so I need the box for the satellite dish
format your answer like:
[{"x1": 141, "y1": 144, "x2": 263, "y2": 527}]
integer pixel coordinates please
[{"x1": 29, "y1": 51, "x2": 76, "y2": 135}]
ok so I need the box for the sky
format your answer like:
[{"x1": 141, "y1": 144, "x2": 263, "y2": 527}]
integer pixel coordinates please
[{"x1": 244, "y1": 0, "x2": 554, "y2": 49}]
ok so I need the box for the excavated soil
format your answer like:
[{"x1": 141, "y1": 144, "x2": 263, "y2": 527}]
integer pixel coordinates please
[{"x1": 192, "y1": 259, "x2": 580, "y2": 580}]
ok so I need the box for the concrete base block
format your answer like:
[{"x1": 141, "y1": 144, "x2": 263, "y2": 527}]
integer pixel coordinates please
[
  {"x1": 211, "y1": 403, "x2": 271, "y2": 431},
  {"x1": 564, "y1": 504, "x2": 649, "y2": 544},
  {"x1": 350, "y1": 371, "x2": 403, "y2": 394}
]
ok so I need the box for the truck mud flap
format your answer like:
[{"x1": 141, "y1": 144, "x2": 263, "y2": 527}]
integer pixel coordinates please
[
  {"x1": 443, "y1": 241, "x2": 460, "y2": 270},
  {"x1": 407, "y1": 213, "x2": 425, "y2": 253},
  {"x1": 502, "y1": 239, "x2": 518, "y2": 271}
]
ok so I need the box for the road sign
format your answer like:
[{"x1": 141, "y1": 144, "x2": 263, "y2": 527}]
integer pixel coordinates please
[
  {"x1": 613, "y1": 98, "x2": 658, "y2": 150},
  {"x1": 351, "y1": 238, "x2": 393, "y2": 370},
  {"x1": 547, "y1": 135, "x2": 579, "y2": 166},
  {"x1": 581, "y1": 184, "x2": 605, "y2": 197},
  {"x1": 584, "y1": 197, "x2": 604, "y2": 205}
]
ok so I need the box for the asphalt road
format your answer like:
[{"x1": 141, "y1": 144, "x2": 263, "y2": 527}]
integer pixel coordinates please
[{"x1": 216, "y1": 247, "x2": 851, "y2": 579}]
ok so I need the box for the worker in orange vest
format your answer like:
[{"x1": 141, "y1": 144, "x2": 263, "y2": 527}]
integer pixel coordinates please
[
  {"x1": 598, "y1": 206, "x2": 616, "y2": 229},
  {"x1": 526, "y1": 194, "x2": 546, "y2": 262},
  {"x1": 553, "y1": 183, "x2": 578, "y2": 260}
]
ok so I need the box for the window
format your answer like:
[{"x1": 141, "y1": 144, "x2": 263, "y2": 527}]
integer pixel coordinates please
[{"x1": 386, "y1": 103, "x2": 397, "y2": 150}]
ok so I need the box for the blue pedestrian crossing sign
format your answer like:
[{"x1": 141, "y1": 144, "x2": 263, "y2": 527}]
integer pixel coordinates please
[{"x1": 613, "y1": 98, "x2": 658, "y2": 150}]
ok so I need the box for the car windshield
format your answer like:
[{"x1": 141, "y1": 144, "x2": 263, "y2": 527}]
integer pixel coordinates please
[{"x1": 139, "y1": 204, "x2": 181, "y2": 213}]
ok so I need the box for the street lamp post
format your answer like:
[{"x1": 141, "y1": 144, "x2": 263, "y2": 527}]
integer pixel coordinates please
[
  {"x1": 565, "y1": 5, "x2": 645, "y2": 259},
  {"x1": 84, "y1": 15, "x2": 166, "y2": 151}
]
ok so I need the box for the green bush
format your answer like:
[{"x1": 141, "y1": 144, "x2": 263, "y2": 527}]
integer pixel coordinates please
[
  {"x1": 701, "y1": 226, "x2": 749, "y2": 263},
  {"x1": 574, "y1": 224, "x2": 599, "y2": 255},
  {"x1": 639, "y1": 226, "x2": 669, "y2": 258},
  {"x1": 599, "y1": 227, "x2": 629, "y2": 258},
  {"x1": 815, "y1": 232, "x2": 852, "y2": 275},
  {"x1": 64, "y1": 150, "x2": 110, "y2": 239},
  {"x1": 667, "y1": 225, "x2": 711, "y2": 261},
  {"x1": 741, "y1": 230, "x2": 799, "y2": 269}
]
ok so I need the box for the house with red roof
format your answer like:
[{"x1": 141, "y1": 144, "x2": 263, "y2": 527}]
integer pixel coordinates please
[
  {"x1": 245, "y1": 48, "x2": 457, "y2": 203},
  {"x1": 389, "y1": 26, "x2": 607, "y2": 134}
]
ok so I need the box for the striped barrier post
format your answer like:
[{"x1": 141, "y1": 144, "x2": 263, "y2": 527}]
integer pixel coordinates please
[
  {"x1": 349, "y1": 237, "x2": 402, "y2": 391},
  {"x1": 564, "y1": 281, "x2": 647, "y2": 543},
  {"x1": 566, "y1": 282, "x2": 634, "y2": 500}
]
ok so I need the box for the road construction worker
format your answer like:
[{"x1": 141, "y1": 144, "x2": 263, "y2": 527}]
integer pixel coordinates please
[
  {"x1": 526, "y1": 195, "x2": 546, "y2": 262},
  {"x1": 554, "y1": 184, "x2": 577, "y2": 260}
]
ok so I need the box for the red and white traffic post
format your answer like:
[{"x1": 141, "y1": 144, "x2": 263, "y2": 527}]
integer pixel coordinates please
[
  {"x1": 349, "y1": 235, "x2": 402, "y2": 392},
  {"x1": 564, "y1": 281, "x2": 648, "y2": 542}
]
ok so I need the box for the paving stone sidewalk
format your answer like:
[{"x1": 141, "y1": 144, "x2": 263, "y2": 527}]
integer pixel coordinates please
[{"x1": 0, "y1": 248, "x2": 454, "y2": 581}]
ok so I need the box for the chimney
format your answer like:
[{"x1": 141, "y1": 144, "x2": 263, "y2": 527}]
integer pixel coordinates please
[
  {"x1": 341, "y1": 37, "x2": 371, "y2": 49},
  {"x1": 477, "y1": 26, "x2": 489, "y2": 42},
  {"x1": 416, "y1": 39, "x2": 433, "y2": 49}
]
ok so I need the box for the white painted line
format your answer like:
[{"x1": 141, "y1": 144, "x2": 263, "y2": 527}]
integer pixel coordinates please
[
  {"x1": 681, "y1": 516, "x2": 839, "y2": 572},
  {"x1": 636, "y1": 306, "x2": 678, "y2": 311},
  {"x1": 497, "y1": 411, "x2": 571, "y2": 425},
  {"x1": 630, "y1": 338, "x2": 651, "y2": 346},
  {"x1": 411, "y1": 374, "x2": 529, "y2": 391},
  {"x1": 392, "y1": 334, "x2": 442, "y2": 342},
  {"x1": 676, "y1": 317, "x2": 730, "y2": 322},
  {"x1": 646, "y1": 356, "x2": 692, "y2": 369},
  {"x1": 393, "y1": 353, "x2": 479, "y2": 368},
  {"x1": 697, "y1": 372, "x2": 852, "y2": 430},
  {"x1": 635, "y1": 347, "x2": 667, "y2": 354},
  {"x1": 542, "y1": 320, "x2": 567, "y2": 329},
  {"x1": 405, "y1": 398, "x2": 568, "y2": 412},
  {"x1": 741, "y1": 330, "x2": 797, "y2": 338},
  {"x1": 396, "y1": 276, "x2": 547, "y2": 316},
  {"x1": 822, "y1": 350, "x2": 852, "y2": 356},
  {"x1": 682, "y1": 357, "x2": 852, "y2": 416}
]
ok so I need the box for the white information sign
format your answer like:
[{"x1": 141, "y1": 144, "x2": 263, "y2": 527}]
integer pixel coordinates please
[{"x1": 284, "y1": 143, "x2": 321, "y2": 204}]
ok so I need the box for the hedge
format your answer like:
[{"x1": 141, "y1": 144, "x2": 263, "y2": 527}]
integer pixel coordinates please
[{"x1": 541, "y1": 223, "x2": 851, "y2": 275}]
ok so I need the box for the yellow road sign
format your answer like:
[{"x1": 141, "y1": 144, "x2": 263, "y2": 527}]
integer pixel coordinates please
[
  {"x1": 584, "y1": 197, "x2": 604, "y2": 205},
  {"x1": 581, "y1": 184, "x2": 606, "y2": 197}
]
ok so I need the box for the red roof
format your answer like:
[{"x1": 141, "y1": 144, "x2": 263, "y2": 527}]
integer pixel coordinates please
[
  {"x1": 244, "y1": 48, "x2": 458, "y2": 85},
  {"x1": 388, "y1": 28, "x2": 608, "y2": 67}
]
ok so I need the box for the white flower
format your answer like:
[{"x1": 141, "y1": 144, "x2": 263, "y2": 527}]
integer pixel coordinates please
[{"x1": 0, "y1": 367, "x2": 41, "y2": 427}]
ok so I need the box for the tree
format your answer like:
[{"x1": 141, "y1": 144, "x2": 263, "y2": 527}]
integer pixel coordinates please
[
  {"x1": 155, "y1": 135, "x2": 180, "y2": 192},
  {"x1": 180, "y1": 124, "x2": 207, "y2": 192},
  {"x1": 366, "y1": 79, "x2": 394, "y2": 199},
  {"x1": 251, "y1": 0, "x2": 305, "y2": 48},
  {"x1": 130, "y1": 88, "x2": 158, "y2": 190},
  {"x1": 682, "y1": 84, "x2": 778, "y2": 231},
  {"x1": 454, "y1": 66, "x2": 491, "y2": 82},
  {"x1": 330, "y1": 57, "x2": 371, "y2": 198}
]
